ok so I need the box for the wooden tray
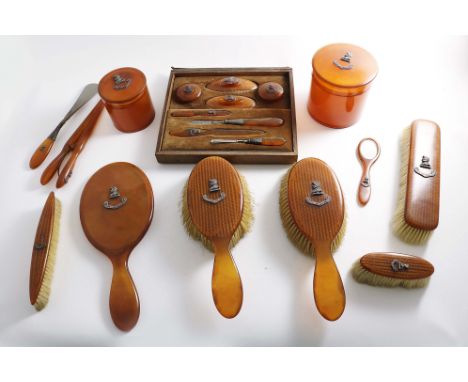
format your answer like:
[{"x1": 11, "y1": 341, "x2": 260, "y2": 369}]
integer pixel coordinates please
[{"x1": 155, "y1": 67, "x2": 297, "y2": 164}]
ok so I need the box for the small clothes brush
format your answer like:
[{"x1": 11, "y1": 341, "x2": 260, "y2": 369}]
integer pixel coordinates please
[
  {"x1": 352, "y1": 252, "x2": 434, "y2": 288},
  {"x1": 393, "y1": 119, "x2": 441, "y2": 244},
  {"x1": 29, "y1": 192, "x2": 61, "y2": 310}
]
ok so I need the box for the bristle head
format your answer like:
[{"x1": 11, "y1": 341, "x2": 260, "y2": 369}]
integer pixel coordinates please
[
  {"x1": 34, "y1": 198, "x2": 61, "y2": 311},
  {"x1": 392, "y1": 126, "x2": 433, "y2": 245},
  {"x1": 279, "y1": 159, "x2": 346, "y2": 257},
  {"x1": 181, "y1": 157, "x2": 253, "y2": 252}
]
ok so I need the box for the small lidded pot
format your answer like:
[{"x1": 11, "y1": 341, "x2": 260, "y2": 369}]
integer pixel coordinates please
[
  {"x1": 175, "y1": 83, "x2": 202, "y2": 103},
  {"x1": 307, "y1": 43, "x2": 378, "y2": 128},
  {"x1": 99, "y1": 67, "x2": 155, "y2": 133}
]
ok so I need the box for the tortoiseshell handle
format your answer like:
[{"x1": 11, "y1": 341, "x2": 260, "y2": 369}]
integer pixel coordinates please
[
  {"x1": 358, "y1": 163, "x2": 372, "y2": 205},
  {"x1": 40, "y1": 148, "x2": 69, "y2": 185},
  {"x1": 56, "y1": 102, "x2": 103, "y2": 188},
  {"x1": 170, "y1": 110, "x2": 231, "y2": 117},
  {"x1": 313, "y1": 242, "x2": 346, "y2": 321},
  {"x1": 227, "y1": 118, "x2": 284, "y2": 127},
  {"x1": 30, "y1": 137, "x2": 56, "y2": 169},
  {"x1": 109, "y1": 253, "x2": 140, "y2": 331},
  {"x1": 212, "y1": 239, "x2": 243, "y2": 319}
]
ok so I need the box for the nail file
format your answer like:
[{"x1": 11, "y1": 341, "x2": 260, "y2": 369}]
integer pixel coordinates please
[
  {"x1": 210, "y1": 137, "x2": 286, "y2": 146},
  {"x1": 190, "y1": 118, "x2": 284, "y2": 127},
  {"x1": 170, "y1": 110, "x2": 232, "y2": 117},
  {"x1": 169, "y1": 128, "x2": 265, "y2": 137}
]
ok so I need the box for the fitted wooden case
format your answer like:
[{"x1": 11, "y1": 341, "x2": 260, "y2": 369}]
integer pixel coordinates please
[{"x1": 156, "y1": 67, "x2": 297, "y2": 164}]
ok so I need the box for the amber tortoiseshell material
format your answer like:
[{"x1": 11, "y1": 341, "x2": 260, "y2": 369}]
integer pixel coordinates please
[
  {"x1": 405, "y1": 119, "x2": 441, "y2": 230},
  {"x1": 307, "y1": 43, "x2": 378, "y2": 128},
  {"x1": 360, "y1": 253, "x2": 434, "y2": 279},
  {"x1": 29, "y1": 84, "x2": 98, "y2": 169},
  {"x1": 175, "y1": 83, "x2": 202, "y2": 103},
  {"x1": 206, "y1": 95, "x2": 256, "y2": 109},
  {"x1": 186, "y1": 157, "x2": 244, "y2": 318},
  {"x1": 170, "y1": 109, "x2": 231, "y2": 117},
  {"x1": 357, "y1": 137, "x2": 381, "y2": 206},
  {"x1": 80, "y1": 162, "x2": 154, "y2": 331},
  {"x1": 40, "y1": 102, "x2": 104, "y2": 188},
  {"x1": 29, "y1": 192, "x2": 56, "y2": 305},
  {"x1": 98, "y1": 67, "x2": 155, "y2": 133},
  {"x1": 206, "y1": 77, "x2": 257, "y2": 92},
  {"x1": 287, "y1": 158, "x2": 346, "y2": 321},
  {"x1": 29, "y1": 137, "x2": 55, "y2": 170},
  {"x1": 258, "y1": 82, "x2": 284, "y2": 101}
]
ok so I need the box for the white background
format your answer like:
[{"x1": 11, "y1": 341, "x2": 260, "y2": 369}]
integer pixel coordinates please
[{"x1": 1, "y1": 35, "x2": 467, "y2": 346}]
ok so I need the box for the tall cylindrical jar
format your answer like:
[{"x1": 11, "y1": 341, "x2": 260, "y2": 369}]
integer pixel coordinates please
[
  {"x1": 307, "y1": 43, "x2": 378, "y2": 129},
  {"x1": 99, "y1": 67, "x2": 155, "y2": 133}
]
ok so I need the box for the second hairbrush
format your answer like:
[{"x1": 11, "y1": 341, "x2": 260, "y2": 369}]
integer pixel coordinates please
[
  {"x1": 182, "y1": 156, "x2": 253, "y2": 318},
  {"x1": 280, "y1": 157, "x2": 347, "y2": 321}
]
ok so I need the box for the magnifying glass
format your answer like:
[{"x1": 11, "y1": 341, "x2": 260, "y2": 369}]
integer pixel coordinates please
[{"x1": 357, "y1": 137, "x2": 381, "y2": 206}]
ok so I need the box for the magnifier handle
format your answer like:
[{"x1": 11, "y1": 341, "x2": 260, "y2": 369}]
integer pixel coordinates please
[{"x1": 358, "y1": 163, "x2": 372, "y2": 205}]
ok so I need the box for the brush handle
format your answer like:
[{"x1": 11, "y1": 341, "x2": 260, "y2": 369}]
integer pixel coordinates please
[
  {"x1": 313, "y1": 242, "x2": 346, "y2": 321},
  {"x1": 212, "y1": 239, "x2": 243, "y2": 318},
  {"x1": 109, "y1": 252, "x2": 140, "y2": 331}
]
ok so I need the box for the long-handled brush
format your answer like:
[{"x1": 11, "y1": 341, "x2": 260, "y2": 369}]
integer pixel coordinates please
[
  {"x1": 393, "y1": 119, "x2": 441, "y2": 244},
  {"x1": 352, "y1": 252, "x2": 434, "y2": 288},
  {"x1": 182, "y1": 156, "x2": 253, "y2": 318},
  {"x1": 280, "y1": 157, "x2": 347, "y2": 321},
  {"x1": 29, "y1": 192, "x2": 61, "y2": 310}
]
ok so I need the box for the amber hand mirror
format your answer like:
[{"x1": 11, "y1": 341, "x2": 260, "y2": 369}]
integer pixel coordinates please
[{"x1": 80, "y1": 162, "x2": 154, "y2": 331}]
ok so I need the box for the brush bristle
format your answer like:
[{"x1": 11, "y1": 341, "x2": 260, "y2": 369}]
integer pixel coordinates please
[
  {"x1": 34, "y1": 198, "x2": 61, "y2": 311},
  {"x1": 351, "y1": 259, "x2": 430, "y2": 288},
  {"x1": 392, "y1": 126, "x2": 433, "y2": 244},
  {"x1": 279, "y1": 168, "x2": 346, "y2": 256},
  {"x1": 182, "y1": 175, "x2": 253, "y2": 252}
]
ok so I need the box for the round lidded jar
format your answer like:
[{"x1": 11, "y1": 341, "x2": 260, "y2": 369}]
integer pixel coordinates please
[
  {"x1": 175, "y1": 83, "x2": 202, "y2": 103},
  {"x1": 99, "y1": 67, "x2": 155, "y2": 133},
  {"x1": 307, "y1": 43, "x2": 378, "y2": 129},
  {"x1": 258, "y1": 82, "x2": 284, "y2": 101}
]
